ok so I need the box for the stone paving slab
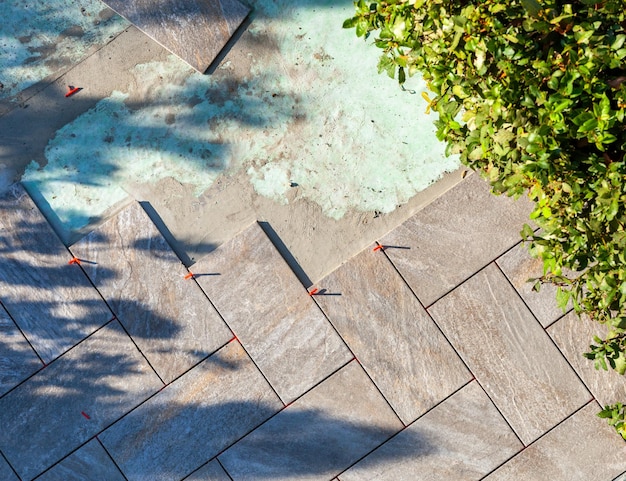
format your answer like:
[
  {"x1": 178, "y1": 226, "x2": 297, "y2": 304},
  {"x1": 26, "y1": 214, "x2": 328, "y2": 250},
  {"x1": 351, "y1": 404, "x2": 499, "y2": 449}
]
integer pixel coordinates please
[
  {"x1": 0, "y1": 184, "x2": 112, "y2": 362},
  {"x1": 0, "y1": 302, "x2": 42, "y2": 397},
  {"x1": 100, "y1": 340, "x2": 283, "y2": 481},
  {"x1": 71, "y1": 201, "x2": 232, "y2": 383},
  {"x1": 315, "y1": 244, "x2": 471, "y2": 424},
  {"x1": 548, "y1": 312, "x2": 626, "y2": 406},
  {"x1": 428, "y1": 264, "x2": 591, "y2": 445},
  {"x1": 496, "y1": 241, "x2": 568, "y2": 327},
  {"x1": 381, "y1": 174, "x2": 533, "y2": 306},
  {"x1": 193, "y1": 223, "x2": 352, "y2": 403},
  {"x1": 0, "y1": 456, "x2": 18, "y2": 481},
  {"x1": 186, "y1": 460, "x2": 231, "y2": 481},
  {"x1": 484, "y1": 402, "x2": 626, "y2": 480},
  {"x1": 339, "y1": 381, "x2": 522, "y2": 481},
  {"x1": 218, "y1": 361, "x2": 404, "y2": 481},
  {"x1": 35, "y1": 439, "x2": 125, "y2": 481},
  {"x1": 0, "y1": 321, "x2": 162, "y2": 481},
  {"x1": 101, "y1": 0, "x2": 250, "y2": 73}
]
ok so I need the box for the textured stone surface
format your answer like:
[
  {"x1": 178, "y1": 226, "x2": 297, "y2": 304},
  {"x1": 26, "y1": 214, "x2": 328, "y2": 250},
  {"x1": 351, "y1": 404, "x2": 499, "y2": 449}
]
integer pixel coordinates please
[
  {"x1": 0, "y1": 184, "x2": 112, "y2": 362},
  {"x1": 101, "y1": 0, "x2": 250, "y2": 72},
  {"x1": 35, "y1": 440, "x2": 125, "y2": 481},
  {"x1": 339, "y1": 381, "x2": 522, "y2": 481},
  {"x1": 186, "y1": 460, "x2": 232, "y2": 481},
  {"x1": 71, "y1": 201, "x2": 232, "y2": 383},
  {"x1": 101, "y1": 340, "x2": 283, "y2": 481},
  {"x1": 193, "y1": 223, "x2": 351, "y2": 403},
  {"x1": 0, "y1": 321, "x2": 162, "y2": 481},
  {"x1": 428, "y1": 264, "x2": 591, "y2": 445},
  {"x1": 315, "y1": 244, "x2": 471, "y2": 424},
  {"x1": 0, "y1": 456, "x2": 18, "y2": 481},
  {"x1": 548, "y1": 312, "x2": 626, "y2": 406},
  {"x1": 496, "y1": 242, "x2": 568, "y2": 327},
  {"x1": 381, "y1": 174, "x2": 533, "y2": 306},
  {"x1": 484, "y1": 402, "x2": 626, "y2": 480},
  {"x1": 218, "y1": 361, "x2": 404, "y2": 481},
  {"x1": 0, "y1": 303, "x2": 42, "y2": 396}
]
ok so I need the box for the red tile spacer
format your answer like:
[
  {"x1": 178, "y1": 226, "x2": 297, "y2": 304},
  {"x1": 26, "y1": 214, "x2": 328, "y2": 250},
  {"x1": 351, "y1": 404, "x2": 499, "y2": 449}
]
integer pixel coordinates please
[
  {"x1": 308, "y1": 288, "x2": 319, "y2": 296},
  {"x1": 65, "y1": 86, "x2": 80, "y2": 97},
  {"x1": 229, "y1": 335, "x2": 239, "y2": 343},
  {"x1": 184, "y1": 272, "x2": 194, "y2": 280},
  {"x1": 373, "y1": 245, "x2": 384, "y2": 252},
  {"x1": 68, "y1": 257, "x2": 81, "y2": 265},
  {"x1": 81, "y1": 411, "x2": 91, "y2": 420}
]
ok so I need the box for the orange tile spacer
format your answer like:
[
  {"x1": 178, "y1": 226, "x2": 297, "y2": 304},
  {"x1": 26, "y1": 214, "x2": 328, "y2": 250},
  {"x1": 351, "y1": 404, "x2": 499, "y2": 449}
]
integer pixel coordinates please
[
  {"x1": 308, "y1": 288, "x2": 319, "y2": 296},
  {"x1": 65, "y1": 86, "x2": 80, "y2": 97},
  {"x1": 81, "y1": 411, "x2": 91, "y2": 420},
  {"x1": 68, "y1": 257, "x2": 81, "y2": 265},
  {"x1": 373, "y1": 245, "x2": 384, "y2": 252},
  {"x1": 184, "y1": 272, "x2": 194, "y2": 280}
]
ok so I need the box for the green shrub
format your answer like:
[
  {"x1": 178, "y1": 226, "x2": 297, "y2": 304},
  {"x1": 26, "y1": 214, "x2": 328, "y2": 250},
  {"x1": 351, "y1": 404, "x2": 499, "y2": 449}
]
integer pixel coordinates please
[{"x1": 345, "y1": 0, "x2": 626, "y2": 438}]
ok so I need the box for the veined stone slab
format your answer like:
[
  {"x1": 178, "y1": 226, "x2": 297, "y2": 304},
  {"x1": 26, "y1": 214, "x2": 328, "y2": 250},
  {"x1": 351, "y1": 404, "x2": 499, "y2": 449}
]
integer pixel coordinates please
[
  {"x1": 0, "y1": 456, "x2": 18, "y2": 481},
  {"x1": 185, "y1": 460, "x2": 231, "y2": 481},
  {"x1": 71, "y1": 202, "x2": 232, "y2": 383},
  {"x1": 35, "y1": 440, "x2": 125, "y2": 481},
  {"x1": 101, "y1": 0, "x2": 250, "y2": 73},
  {"x1": 192, "y1": 223, "x2": 351, "y2": 403},
  {"x1": 484, "y1": 402, "x2": 626, "y2": 480},
  {"x1": 0, "y1": 184, "x2": 112, "y2": 362},
  {"x1": 315, "y1": 244, "x2": 471, "y2": 424},
  {"x1": 548, "y1": 312, "x2": 626, "y2": 406},
  {"x1": 496, "y1": 241, "x2": 569, "y2": 327},
  {"x1": 219, "y1": 361, "x2": 404, "y2": 481},
  {"x1": 100, "y1": 341, "x2": 283, "y2": 481},
  {"x1": 428, "y1": 264, "x2": 591, "y2": 445},
  {"x1": 0, "y1": 321, "x2": 162, "y2": 481},
  {"x1": 381, "y1": 174, "x2": 533, "y2": 306},
  {"x1": 0, "y1": 303, "x2": 42, "y2": 396},
  {"x1": 339, "y1": 381, "x2": 522, "y2": 481}
]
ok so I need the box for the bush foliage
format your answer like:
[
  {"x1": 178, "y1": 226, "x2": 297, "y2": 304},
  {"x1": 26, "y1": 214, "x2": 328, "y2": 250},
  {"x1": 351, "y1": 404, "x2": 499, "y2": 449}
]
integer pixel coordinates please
[{"x1": 345, "y1": 0, "x2": 626, "y2": 437}]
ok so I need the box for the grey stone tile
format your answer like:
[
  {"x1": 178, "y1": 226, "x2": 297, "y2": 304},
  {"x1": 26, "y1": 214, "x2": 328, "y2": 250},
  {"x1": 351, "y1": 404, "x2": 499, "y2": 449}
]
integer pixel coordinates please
[
  {"x1": 218, "y1": 361, "x2": 404, "y2": 481},
  {"x1": 193, "y1": 223, "x2": 352, "y2": 403},
  {"x1": 315, "y1": 244, "x2": 471, "y2": 424},
  {"x1": 381, "y1": 174, "x2": 533, "y2": 306},
  {"x1": 484, "y1": 402, "x2": 626, "y2": 480},
  {"x1": 496, "y1": 241, "x2": 568, "y2": 327},
  {"x1": 548, "y1": 312, "x2": 626, "y2": 406},
  {"x1": 100, "y1": 340, "x2": 282, "y2": 481},
  {"x1": 0, "y1": 321, "x2": 162, "y2": 481},
  {"x1": 0, "y1": 184, "x2": 112, "y2": 363},
  {"x1": 339, "y1": 381, "x2": 522, "y2": 481},
  {"x1": 0, "y1": 456, "x2": 18, "y2": 481},
  {"x1": 71, "y1": 202, "x2": 232, "y2": 383},
  {"x1": 186, "y1": 460, "x2": 231, "y2": 481},
  {"x1": 428, "y1": 264, "x2": 591, "y2": 445},
  {"x1": 614, "y1": 472, "x2": 626, "y2": 481},
  {"x1": 0, "y1": 303, "x2": 42, "y2": 397},
  {"x1": 35, "y1": 440, "x2": 125, "y2": 481},
  {"x1": 101, "y1": 0, "x2": 250, "y2": 73}
]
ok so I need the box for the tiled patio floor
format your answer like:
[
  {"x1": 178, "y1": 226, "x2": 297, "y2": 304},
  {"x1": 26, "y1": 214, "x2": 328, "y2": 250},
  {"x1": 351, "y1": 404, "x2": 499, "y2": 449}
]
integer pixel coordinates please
[{"x1": 0, "y1": 175, "x2": 625, "y2": 480}]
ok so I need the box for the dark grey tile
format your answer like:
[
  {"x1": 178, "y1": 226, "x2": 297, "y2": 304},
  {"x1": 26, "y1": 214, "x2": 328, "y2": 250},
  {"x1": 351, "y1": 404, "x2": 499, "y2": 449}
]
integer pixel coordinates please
[
  {"x1": 185, "y1": 460, "x2": 231, "y2": 481},
  {"x1": 101, "y1": 0, "x2": 250, "y2": 72},
  {"x1": 339, "y1": 381, "x2": 522, "y2": 481},
  {"x1": 428, "y1": 264, "x2": 591, "y2": 444},
  {"x1": 381, "y1": 174, "x2": 533, "y2": 306},
  {"x1": 218, "y1": 361, "x2": 403, "y2": 481},
  {"x1": 484, "y1": 402, "x2": 626, "y2": 480},
  {"x1": 100, "y1": 340, "x2": 283, "y2": 481},
  {"x1": 0, "y1": 321, "x2": 162, "y2": 481},
  {"x1": 0, "y1": 184, "x2": 112, "y2": 363},
  {"x1": 315, "y1": 244, "x2": 471, "y2": 424},
  {"x1": 548, "y1": 312, "x2": 626, "y2": 407},
  {"x1": 35, "y1": 440, "x2": 125, "y2": 481},
  {"x1": 0, "y1": 303, "x2": 42, "y2": 396},
  {"x1": 70, "y1": 202, "x2": 232, "y2": 383},
  {"x1": 192, "y1": 223, "x2": 351, "y2": 403}
]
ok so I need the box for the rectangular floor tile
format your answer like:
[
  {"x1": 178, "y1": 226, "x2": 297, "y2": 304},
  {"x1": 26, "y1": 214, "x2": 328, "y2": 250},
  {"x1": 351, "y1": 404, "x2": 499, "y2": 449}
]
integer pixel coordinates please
[
  {"x1": 186, "y1": 460, "x2": 231, "y2": 481},
  {"x1": 548, "y1": 312, "x2": 626, "y2": 407},
  {"x1": 339, "y1": 381, "x2": 522, "y2": 481},
  {"x1": 0, "y1": 303, "x2": 42, "y2": 397},
  {"x1": 193, "y1": 223, "x2": 352, "y2": 403},
  {"x1": 71, "y1": 202, "x2": 232, "y2": 383},
  {"x1": 381, "y1": 174, "x2": 533, "y2": 306},
  {"x1": 0, "y1": 184, "x2": 113, "y2": 362},
  {"x1": 484, "y1": 402, "x2": 626, "y2": 480},
  {"x1": 315, "y1": 244, "x2": 471, "y2": 424},
  {"x1": 102, "y1": 0, "x2": 250, "y2": 73},
  {"x1": 0, "y1": 321, "x2": 162, "y2": 481},
  {"x1": 428, "y1": 264, "x2": 591, "y2": 444},
  {"x1": 35, "y1": 439, "x2": 125, "y2": 481},
  {"x1": 100, "y1": 340, "x2": 283, "y2": 481},
  {"x1": 219, "y1": 361, "x2": 404, "y2": 481}
]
